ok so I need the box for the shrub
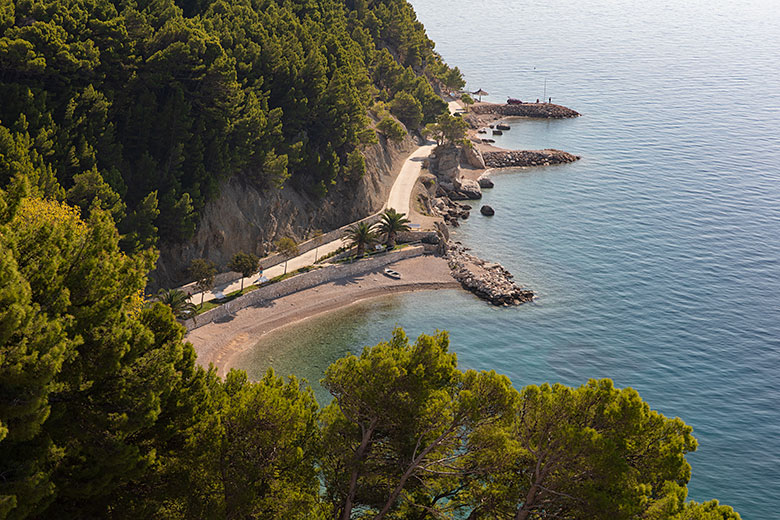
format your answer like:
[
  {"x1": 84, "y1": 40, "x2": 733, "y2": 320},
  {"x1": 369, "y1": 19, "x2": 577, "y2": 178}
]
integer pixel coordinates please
[{"x1": 377, "y1": 117, "x2": 407, "y2": 142}]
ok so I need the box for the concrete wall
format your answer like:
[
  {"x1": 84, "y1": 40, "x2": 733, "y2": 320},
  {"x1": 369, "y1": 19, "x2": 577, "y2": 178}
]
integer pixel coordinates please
[
  {"x1": 180, "y1": 213, "x2": 384, "y2": 292},
  {"x1": 178, "y1": 213, "x2": 384, "y2": 292},
  {"x1": 183, "y1": 246, "x2": 427, "y2": 331}
]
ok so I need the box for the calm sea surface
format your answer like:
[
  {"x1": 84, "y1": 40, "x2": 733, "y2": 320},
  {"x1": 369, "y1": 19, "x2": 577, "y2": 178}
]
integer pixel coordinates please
[{"x1": 235, "y1": 0, "x2": 780, "y2": 516}]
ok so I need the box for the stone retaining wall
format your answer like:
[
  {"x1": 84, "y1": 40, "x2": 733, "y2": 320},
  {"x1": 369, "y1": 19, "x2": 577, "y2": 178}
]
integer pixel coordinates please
[
  {"x1": 180, "y1": 213, "x2": 383, "y2": 291},
  {"x1": 183, "y1": 246, "x2": 428, "y2": 331}
]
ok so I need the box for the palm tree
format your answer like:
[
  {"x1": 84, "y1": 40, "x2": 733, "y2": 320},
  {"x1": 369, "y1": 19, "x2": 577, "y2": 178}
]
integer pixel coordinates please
[
  {"x1": 378, "y1": 208, "x2": 411, "y2": 249},
  {"x1": 342, "y1": 221, "x2": 379, "y2": 258},
  {"x1": 156, "y1": 288, "x2": 197, "y2": 320}
]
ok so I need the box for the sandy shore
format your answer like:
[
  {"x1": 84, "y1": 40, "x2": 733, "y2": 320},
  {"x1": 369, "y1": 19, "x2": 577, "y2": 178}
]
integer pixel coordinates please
[{"x1": 186, "y1": 255, "x2": 459, "y2": 375}]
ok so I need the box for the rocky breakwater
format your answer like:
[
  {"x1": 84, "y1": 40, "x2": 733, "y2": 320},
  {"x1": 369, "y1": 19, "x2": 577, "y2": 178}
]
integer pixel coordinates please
[
  {"x1": 471, "y1": 102, "x2": 580, "y2": 119},
  {"x1": 483, "y1": 149, "x2": 580, "y2": 168},
  {"x1": 446, "y1": 243, "x2": 534, "y2": 306}
]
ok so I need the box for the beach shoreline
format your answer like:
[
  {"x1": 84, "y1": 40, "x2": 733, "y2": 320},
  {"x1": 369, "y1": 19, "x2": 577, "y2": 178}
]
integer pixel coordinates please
[{"x1": 186, "y1": 255, "x2": 459, "y2": 375}]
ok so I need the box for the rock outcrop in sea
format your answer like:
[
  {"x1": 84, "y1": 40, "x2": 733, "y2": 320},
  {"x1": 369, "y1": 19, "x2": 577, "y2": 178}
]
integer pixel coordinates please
[
  {"x1": 483, "y1": 149, "x2": 580, "y2": 168},
  {"x1": 446, "y1": 243, "x2": 533, "y2": 305},
  {"x1": 477, "y1": 176, "x2": 494, "y2": 188},
  {"x1": 470, "y1": 102, "x2": 580, "y2": 119}
]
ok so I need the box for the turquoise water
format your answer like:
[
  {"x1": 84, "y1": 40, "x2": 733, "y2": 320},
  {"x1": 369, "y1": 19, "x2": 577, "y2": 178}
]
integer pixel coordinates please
[{"x1": 238, "y1": 0, "x2": 780, "y2": 516}]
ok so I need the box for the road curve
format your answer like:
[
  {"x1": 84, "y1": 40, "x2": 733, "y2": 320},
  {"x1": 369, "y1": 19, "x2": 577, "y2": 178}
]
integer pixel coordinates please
[{"x1": 384, "y1": 143, "x2": 436, "y2": 215}]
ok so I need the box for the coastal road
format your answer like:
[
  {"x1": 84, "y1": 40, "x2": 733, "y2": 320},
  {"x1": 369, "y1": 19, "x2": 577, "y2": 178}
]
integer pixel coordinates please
[
  {"x1": 188, "y1": 99, "x2": 462, "y2": 304},
  {"x1": 384, "y1": 143, "x2": 436, "y2": 215},
  {"x1": 385, "y1": 98, "x2": 461, "y2": 215}
]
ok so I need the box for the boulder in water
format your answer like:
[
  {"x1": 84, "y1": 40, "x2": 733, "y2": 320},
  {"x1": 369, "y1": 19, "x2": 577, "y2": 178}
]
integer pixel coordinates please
[
  {"x1": 456, "y1": 179, "x2": 482, "y2": 200},
  {"x1": 478, "y1": 177, "x2": 494, "y2": 188},
  {"x1": 480, "y1": 205, "x2": 495, "y2": 216}
]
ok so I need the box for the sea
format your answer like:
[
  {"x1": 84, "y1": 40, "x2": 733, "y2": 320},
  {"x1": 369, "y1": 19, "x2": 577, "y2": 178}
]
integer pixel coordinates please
[{"x1": 234, "y1": 0, "x2": 780, "y2": 516}]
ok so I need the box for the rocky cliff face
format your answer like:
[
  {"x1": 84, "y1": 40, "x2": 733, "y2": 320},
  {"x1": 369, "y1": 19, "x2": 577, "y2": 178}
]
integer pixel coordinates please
[
  {"x1": 423, "y1": 144, "x2": 484, "y2": 226},
  {"x1": 152, "y1": 133, "x2": 416, "y2": 288}
]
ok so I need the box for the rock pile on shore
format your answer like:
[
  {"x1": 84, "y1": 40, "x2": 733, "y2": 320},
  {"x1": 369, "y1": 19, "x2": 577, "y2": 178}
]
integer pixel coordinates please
[
  {"x1": 433, "y1": 198, "x2": 472, "y2": 226},
  {"x1": 446, "y1": 243, "x2": 534, "y2": 305},
  {"x1": 471, "y1": 102, "x2": 580, "y2": 119},
  {"x1": 483, "y1": 149, "x2": 579, "y2": 168}
]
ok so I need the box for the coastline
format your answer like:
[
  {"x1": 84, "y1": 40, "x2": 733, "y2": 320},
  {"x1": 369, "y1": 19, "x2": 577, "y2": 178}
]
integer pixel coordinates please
[
  {"x1": 186, "y1": 255, "x2": 459, "y2": 375},
  {"x1": 186, "y1": 98, "x2": 581, "y2": 375}
]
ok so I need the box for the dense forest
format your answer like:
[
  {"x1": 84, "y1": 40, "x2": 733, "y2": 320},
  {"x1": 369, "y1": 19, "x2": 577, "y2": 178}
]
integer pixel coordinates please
[
  {"x1": 0, "y1": 0, "x2": 463, "y2": 254},
  {"x1": 0, "y1": 183, "x2": 741, "y2": 518}
]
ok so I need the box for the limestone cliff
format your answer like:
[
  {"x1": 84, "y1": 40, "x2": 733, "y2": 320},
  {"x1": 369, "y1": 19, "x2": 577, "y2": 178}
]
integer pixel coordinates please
[{"x1": 152, "y1": 133, "x2": 417, "y2": 288}]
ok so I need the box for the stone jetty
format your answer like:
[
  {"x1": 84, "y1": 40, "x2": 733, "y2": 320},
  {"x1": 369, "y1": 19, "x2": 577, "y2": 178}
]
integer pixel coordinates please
[
  {"x1": 471, "y1": 102, "x2": 580, "y2": 119},
  {"x1": 446, "y1": 243, "x2": 534, "y2": 306},
  {"x1": 483, "y1": 149, "x2": 579, "y2": 168}
]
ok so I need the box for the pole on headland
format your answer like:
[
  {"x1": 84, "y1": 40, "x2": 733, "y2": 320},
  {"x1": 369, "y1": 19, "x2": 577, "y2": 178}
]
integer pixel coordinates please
[{"x1": 543, "y1": 77, "x2": 547, "y2": 103}]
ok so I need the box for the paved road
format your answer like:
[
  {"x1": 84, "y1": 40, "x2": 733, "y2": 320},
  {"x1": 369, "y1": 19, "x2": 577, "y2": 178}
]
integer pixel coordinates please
[
  {"x1": 189, "y1": 99, "x2": 462, "y2": 305},
  {"x1": 385, "y1": 99, "x2": 462, "y2": 215},
  {"x1": 384, "y1": 143, "x2": 436, "y2": 215}
]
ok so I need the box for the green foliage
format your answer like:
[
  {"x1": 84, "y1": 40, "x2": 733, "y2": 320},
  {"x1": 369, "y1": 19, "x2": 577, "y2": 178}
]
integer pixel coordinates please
[
  {"x1": 179, "y1": 369, "x2": 322, "y2": 519},
  {"x1": 465, "y1": 379, "x2": 699, "y2": 520},
  {"x1": 65, "y1": 166, "x2": 125, "y2": 222},
  {"x1": 0, "y1": 220, "x2": 68, "y2": 519},
  {"x1": 673, "y1": 500, "x2": 742, "y2": 520},
  {"x1": 441, "y1": 66, "x2": 466, "y2": 91},
  {"x1": 321, "y1": 328, "x2": 518, "y2": 520},
  {"x1": 0, "y1": 123, "x2": 63, "y2": 200},
  {"x1": 189, "y1": 258, "x2": 216, "y2": 307},
  {"x1": 341, "y1": 220, "x2": 379, "y2": 257},
  {"x1": 158, "y1": 192, "x2": 197, "y2": 244},
  {"x1": 119, "y1": 191, "x2": 159, "y2": 254},
  {"x1": 424, "y1": 112, "x2": 469, "y2": 146},
  {"x1": 155, "y1": 288, "x2": 197, "y2": 320},
  {"x1": 276, "y1": 237, "x2": 299, "y2": 258},
  {"x1": 376, "y1": 116, "x2": 407, "y2": 142},
  {"x1": 0, "y1": 193, "x2": 211, "y2": 518},
  {"x1": 228, "y1": 252, "x2": 260, "y2": 278},
  {"x1": 460, "y1": 93, "x2": 475, "y2": 105},
  {"x1": 0, "y1": 0, "x2": 456, "y2": 248},
  {"x1": 227, "y1": 251, "x2": 260, "y2": 291},
  {"x1": 276, "y1": 237, "x2": 299, "y2": 275},
  {"x1": 390, "y1": 91, "x2": 423, "y2": 129},
  {"x1": 346, "y1": 150, "x2": 367, "y2": 179},
  {"x1": 377, "y1": 208, "x2": 410, "y2": 248}
]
